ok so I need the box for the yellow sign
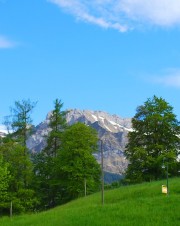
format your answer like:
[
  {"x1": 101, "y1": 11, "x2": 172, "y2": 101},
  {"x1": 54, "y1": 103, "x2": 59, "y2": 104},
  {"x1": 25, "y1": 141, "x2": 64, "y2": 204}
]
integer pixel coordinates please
[{"x1": 162, "y1": 185, "x2": 167, "y2": 194}]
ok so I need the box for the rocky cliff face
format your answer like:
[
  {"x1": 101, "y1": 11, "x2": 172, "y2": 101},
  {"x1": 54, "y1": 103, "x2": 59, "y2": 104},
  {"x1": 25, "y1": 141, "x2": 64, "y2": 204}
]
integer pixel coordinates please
[{"x1": 27, "y1": 109, "x2": 132, "y2": 175}]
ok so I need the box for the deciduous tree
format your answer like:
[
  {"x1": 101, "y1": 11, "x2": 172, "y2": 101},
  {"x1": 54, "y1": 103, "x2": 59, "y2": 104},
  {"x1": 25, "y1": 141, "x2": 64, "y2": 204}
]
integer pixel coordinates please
[
  {"x1": 125, "y1": 95, "x2": 180, "y2": 183},
  {"x1": 56, "y1": 122, "x2": 101, "y2": 202},
  {"x1": 0, "y1": 138, "x2": 38, "y2": 213}
]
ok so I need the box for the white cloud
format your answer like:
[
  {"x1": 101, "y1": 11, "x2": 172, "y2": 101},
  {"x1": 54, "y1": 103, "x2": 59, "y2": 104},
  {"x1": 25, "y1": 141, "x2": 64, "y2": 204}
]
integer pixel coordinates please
[
  {"x1": 48, "y1": 0, "x2": 128, "y2": 31},
  {"x1": 119, "y1": 0, "x2": 180, "y2": 26},
  {"x1": 0, "y1": 36, "x2": 15, "y2": 48},
  {"x1": 151, "y1": 69, "x2": 180, "y2": 88},
  {"x1": 48, "y1": 0, "x2": 180, "y2": 31}
]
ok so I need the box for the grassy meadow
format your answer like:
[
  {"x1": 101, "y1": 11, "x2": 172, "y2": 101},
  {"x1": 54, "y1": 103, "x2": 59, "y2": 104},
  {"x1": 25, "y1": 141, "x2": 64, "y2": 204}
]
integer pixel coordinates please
[{"x1": 0, "y1": 178, "x2": 180, "y2": 226}]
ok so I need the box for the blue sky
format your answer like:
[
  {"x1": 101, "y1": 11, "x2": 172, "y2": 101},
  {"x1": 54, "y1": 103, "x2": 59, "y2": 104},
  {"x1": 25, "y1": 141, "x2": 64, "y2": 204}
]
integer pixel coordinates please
[{"x1": 1, "y1": 0, "x2": 180, "y2": 126}]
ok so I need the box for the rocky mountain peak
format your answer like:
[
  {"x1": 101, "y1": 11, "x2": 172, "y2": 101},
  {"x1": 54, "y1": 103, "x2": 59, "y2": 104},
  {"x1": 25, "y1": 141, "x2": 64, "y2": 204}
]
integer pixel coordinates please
[
  {"x1": 67, "y1": 109, "x2": 132, "y2": 132},
  {"x1": 27, "y1": 109, "x2": 132, "y2": 175}
]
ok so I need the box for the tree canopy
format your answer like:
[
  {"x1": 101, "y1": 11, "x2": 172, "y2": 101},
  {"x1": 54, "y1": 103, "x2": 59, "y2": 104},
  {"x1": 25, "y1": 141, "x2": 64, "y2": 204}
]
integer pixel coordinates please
[
  {"x1": 56, "y1": 122, "x2": 101, "y2": 201},
  {"x1": 125, "y1": 95, "x2": 180, "y2": 183}
]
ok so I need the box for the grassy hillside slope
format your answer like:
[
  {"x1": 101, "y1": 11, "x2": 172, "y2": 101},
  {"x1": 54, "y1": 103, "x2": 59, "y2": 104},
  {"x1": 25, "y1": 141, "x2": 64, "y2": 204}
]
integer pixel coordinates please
[{"x1": 1, "y1": 178, "x2": 180, "y2": 226}]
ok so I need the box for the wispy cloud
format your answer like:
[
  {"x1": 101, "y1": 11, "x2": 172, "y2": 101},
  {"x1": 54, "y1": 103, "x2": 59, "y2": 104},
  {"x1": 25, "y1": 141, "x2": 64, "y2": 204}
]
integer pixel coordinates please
[
  {"x1": 48, "y1": 0, "x2": 128, "y2": 32},
  {"x1": 48, "y1": 0, "x2": 180, "y2": 31},
  {"x1": 0, "y1": 36, "x2": 16, "y2": 49},
  {"x1": 150, "y1": 69, "x2": 180, "y2": 88}
]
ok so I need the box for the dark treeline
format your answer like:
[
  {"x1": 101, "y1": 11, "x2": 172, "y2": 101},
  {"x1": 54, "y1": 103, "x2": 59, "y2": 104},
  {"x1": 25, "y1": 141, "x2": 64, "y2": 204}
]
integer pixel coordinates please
[{"x1": 0, "y1": 99, "x2": 101, "y2": 215}]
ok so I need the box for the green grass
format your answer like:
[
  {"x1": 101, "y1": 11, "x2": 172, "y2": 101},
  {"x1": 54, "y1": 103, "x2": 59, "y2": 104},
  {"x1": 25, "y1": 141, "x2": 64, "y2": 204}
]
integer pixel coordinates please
[{"x1": 1, "y1": 178, "x2": 180, "y2": 226}]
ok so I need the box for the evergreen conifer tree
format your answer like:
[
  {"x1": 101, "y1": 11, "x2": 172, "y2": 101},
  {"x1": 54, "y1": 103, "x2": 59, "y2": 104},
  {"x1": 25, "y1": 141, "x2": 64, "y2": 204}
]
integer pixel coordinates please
[
  {"x1": 1, "y1": 99, "x2": 38, "y2": 213},
  {"x1": 33, "y1": 99, "x2": 68, "y2": 209}
]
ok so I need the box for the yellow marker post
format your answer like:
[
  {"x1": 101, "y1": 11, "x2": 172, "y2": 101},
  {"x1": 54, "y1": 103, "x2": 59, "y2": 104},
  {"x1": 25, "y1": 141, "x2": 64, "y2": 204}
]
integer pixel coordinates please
[{"x1": 162, "y1": 185, "x2": 167, "y2": 194}]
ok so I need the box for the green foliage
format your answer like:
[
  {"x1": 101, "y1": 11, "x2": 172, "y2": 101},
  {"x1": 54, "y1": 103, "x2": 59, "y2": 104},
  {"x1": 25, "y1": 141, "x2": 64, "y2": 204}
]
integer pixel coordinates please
[
  {"x1": 125, "y1": 95, "x2": 180, "y2": 183},
  {"x1": 0, "y1": 138, "x2": 36, "y2": 213},
  {"x1": 11, "y1": 189, "x2": 39, "y2": 213},
  {"x1": 45, "y1": 99, "x2": 68, "y2": 157},
  {"x1": 32, "y1": 99, "x2": 68, "y2": 209},
  {"x1": 0, "y1": 139, "x2": 33, "y2": 190},
  {"x1": 32, "y1": 151, "x2": 60, "y2": 209},
  {"x1": 56, "y1": 122, "x2": 101, "y2": 201},
  {"x1": 3, "y1": 99, "x2": 37, "y2": 211},
  {"x1": 10, "y1": 99, "x2": 36, "y2": 147},
  {"x1": 0, "y1": 155, "x2": 11, "y2": 214}
]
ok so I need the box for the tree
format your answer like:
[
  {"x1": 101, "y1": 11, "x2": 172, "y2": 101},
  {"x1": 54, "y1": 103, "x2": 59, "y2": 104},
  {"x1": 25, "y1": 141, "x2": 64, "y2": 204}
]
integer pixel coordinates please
[
  {"x1": 44, "y1": 99, "x2": 68, "y2": 157},
  {"x1": 1, "y1": 99, "x2": 38, "y2": 213},
  {"x1": 33, "y1": 99, "x2": 68, "y2": 209},
  {"x1": 9, "y1": 99, "x2": 36, "y2": 188},
  {"x1": 0, "y1": 154, "x2": 10, "y2": 215},
  {"x1": 125, "y1": 95, "x2": 180, "y2": 183},
  {"x1": 10, "y1": 99, "x2": 37, "y2": 149},
  {"x1": 56, "y1": 122, "x2": 101, "y2": 202},
  {"x1": 0, "y1": 138, "x2": 38, "y2": 213}
]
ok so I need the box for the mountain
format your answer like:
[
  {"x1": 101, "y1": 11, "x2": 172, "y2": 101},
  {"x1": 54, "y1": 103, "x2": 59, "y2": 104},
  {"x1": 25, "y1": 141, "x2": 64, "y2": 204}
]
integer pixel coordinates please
[{"x1": 27, "y1": 109, "x2": 132, "y2": 176}]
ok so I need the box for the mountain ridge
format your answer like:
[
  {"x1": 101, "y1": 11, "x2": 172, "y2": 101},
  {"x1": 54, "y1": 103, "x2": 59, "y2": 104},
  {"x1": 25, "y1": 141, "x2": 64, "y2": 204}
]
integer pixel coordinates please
[
  {"x1": 0, "y1": 109, "x2": 132, "y2": 176},
  {"x1": 27, "y1": 109, "x2": 132, "y2": 175}
]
